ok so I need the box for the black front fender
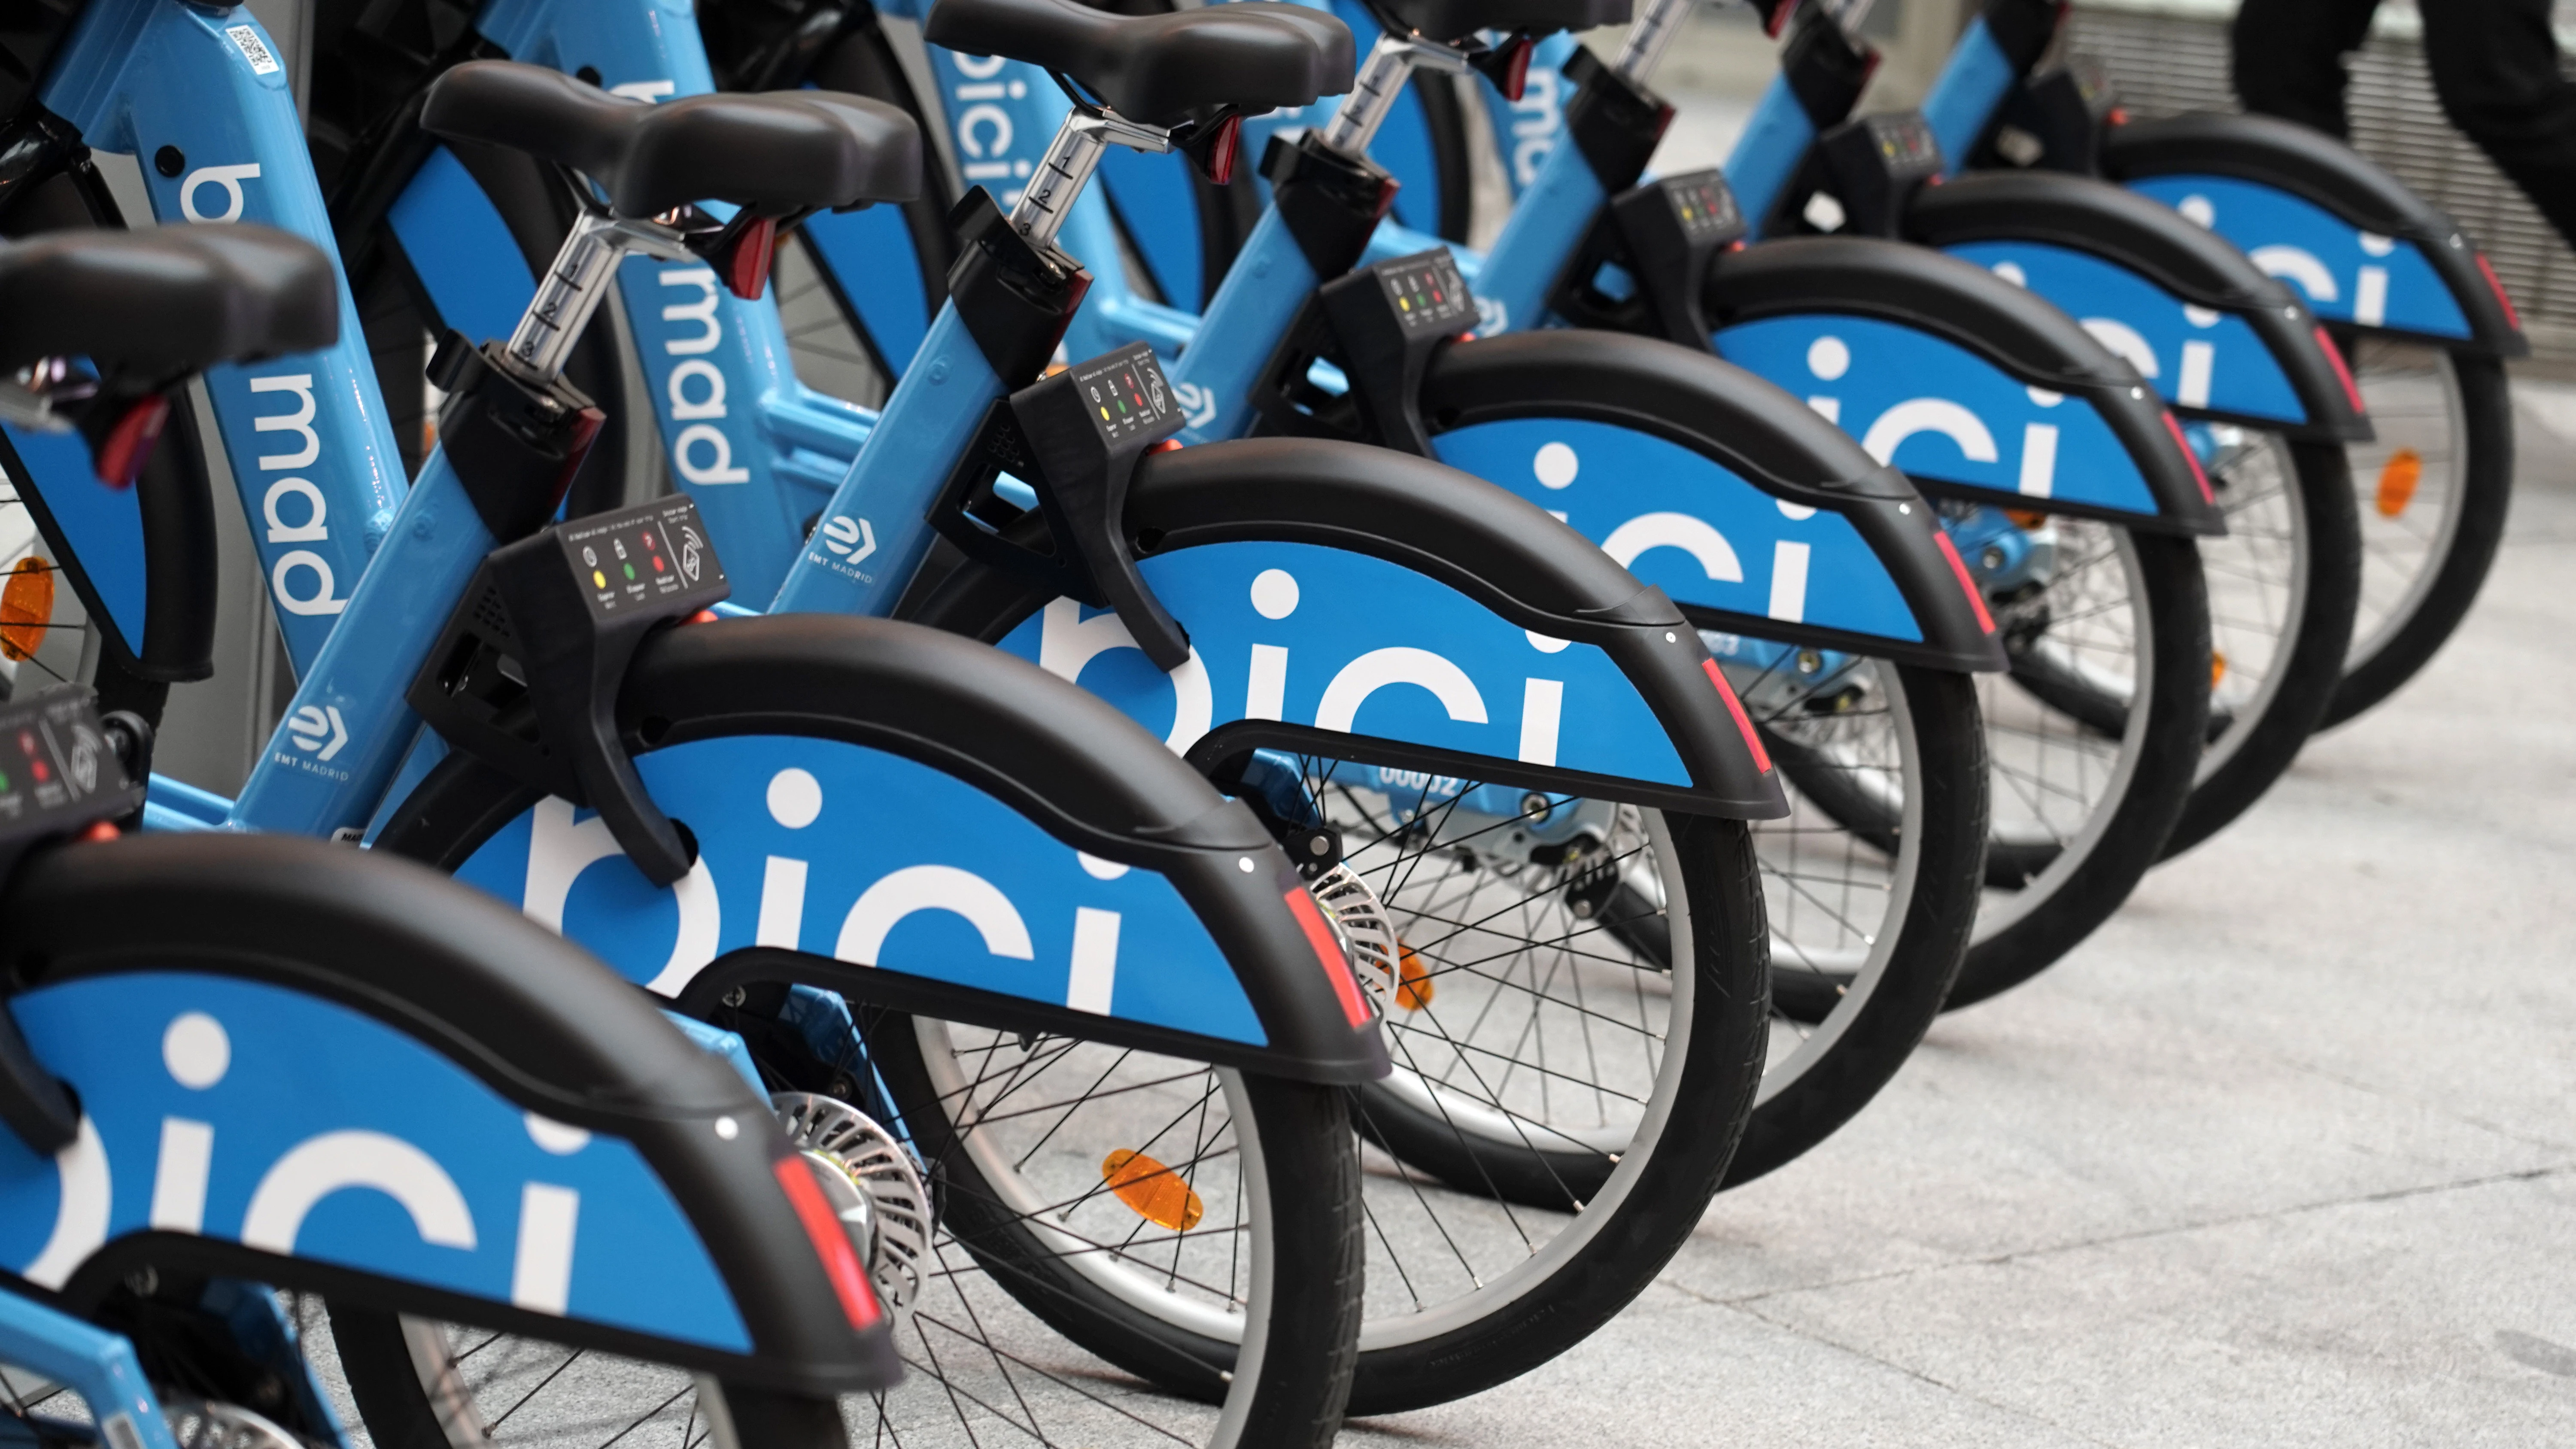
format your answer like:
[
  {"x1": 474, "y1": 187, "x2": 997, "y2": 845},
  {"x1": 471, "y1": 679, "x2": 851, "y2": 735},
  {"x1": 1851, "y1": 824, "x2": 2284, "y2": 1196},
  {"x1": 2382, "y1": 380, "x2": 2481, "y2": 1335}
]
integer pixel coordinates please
[
  {"x1": 2100, "y1": 111, "x2": 2527, "y2": 358},
  {"x1": 909, "y1": 437, "x2": 1789, "y2": 820},
  {"x1": 0, "y1": 833, "x2": 894, "y2": 1398},
  {"x1": 1419, "y1": 329, "x2": 2007, "y2": 672},
  {"x1": 379, "y1": 614, "x2": 1391, "y2": 1086},
  {"x1": 1907, "y1": 170, "x2": 2372, "y2": 443},
  {"x1": 1702, "y1": 234, "x2": 2225, "y2": 535}
]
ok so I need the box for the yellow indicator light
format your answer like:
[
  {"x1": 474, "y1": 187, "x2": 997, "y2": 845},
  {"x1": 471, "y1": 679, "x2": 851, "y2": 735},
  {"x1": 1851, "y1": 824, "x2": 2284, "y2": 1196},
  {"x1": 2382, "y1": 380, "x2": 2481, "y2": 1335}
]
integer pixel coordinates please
[
  {"x1": 2211, "y1": 650, "x2": 2227, "y2": 689},
  {"x1": 1100, "y1": 406, "x2": 1111, "y2": 421},
  {"x1": 1102, "y1": 1149, "x2": 1204, "y2": 1230},
  {"x1": 0, "y1": 557, "x2": 50, "y2": 663},
  {"x1": 2376, "y1": 447, "x2": 2422, "y2": 518},
  {"x1": 1395, "y1": 944, "x2": 1434, "y2": 1012},
  {"x1": 592, "y1": 570, "x2": 607, "y2": 589}
]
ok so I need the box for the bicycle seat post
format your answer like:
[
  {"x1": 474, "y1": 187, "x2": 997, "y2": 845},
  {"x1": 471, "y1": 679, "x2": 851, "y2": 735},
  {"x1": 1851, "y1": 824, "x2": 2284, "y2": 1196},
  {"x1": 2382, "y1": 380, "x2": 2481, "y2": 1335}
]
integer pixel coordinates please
[
  {"x1": 1318, "y1": 34, "x2": 1473, "y2": 158},
  {"x1": 1012, "y1": 107, "x2": 1173, "y2": 259},
  {"x1": 505, "y1": 210, "x2": 694, "y2": 386},
  {"x1": 1613, "y1": 0, "x2": 1693, "y2": 85}
]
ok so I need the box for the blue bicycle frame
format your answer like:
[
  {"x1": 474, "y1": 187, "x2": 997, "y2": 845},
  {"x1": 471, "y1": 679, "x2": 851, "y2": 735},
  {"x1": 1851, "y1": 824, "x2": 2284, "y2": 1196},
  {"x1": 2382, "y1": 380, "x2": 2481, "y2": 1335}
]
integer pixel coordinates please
[{"x1": 29, "y1": 0, "x2": 1338, "y2": 1066}]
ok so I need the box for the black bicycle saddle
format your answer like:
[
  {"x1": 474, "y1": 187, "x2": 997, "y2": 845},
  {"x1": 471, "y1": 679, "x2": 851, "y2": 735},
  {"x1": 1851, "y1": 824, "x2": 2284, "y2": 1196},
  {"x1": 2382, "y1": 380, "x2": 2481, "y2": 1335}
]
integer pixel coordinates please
[
  {"x1": 0, "y1": 225, "x2": 336, "y2": 376},
  {"x1": 924, "y1": 0, "x2": 1354, "y2": 126},
  {"x1": 1373, "y1": 0, "x2": 1630, "y2": 42},
  {"x1": 420, "y1": 61, "x2": 921, "y2": 218}
]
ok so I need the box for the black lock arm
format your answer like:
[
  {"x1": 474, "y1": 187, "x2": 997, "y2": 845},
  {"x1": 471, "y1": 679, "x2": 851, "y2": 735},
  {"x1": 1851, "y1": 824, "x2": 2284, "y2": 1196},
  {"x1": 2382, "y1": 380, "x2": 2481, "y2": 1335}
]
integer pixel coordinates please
[
  {"x1": 1552, "y1": 170, "x2": 1747, "y2": 347},
  {"x1": 409, "y1": 498, "x2": 732, "y2": 887},
  {"x1": 1250, "y1": 248, "x2": 1478, "y2": 456},
  {"x1": 931, "y1": 342, "x2": 1193, "y2": 671},
  {"x1": 0, "y1": 685, "x2": 149, "y2": 1155}
]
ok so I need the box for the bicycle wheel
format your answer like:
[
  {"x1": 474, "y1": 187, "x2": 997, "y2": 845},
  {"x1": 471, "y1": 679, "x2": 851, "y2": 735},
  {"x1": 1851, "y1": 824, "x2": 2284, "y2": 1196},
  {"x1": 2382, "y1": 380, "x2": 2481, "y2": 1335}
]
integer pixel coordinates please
[
  {"x1": 2322, "y1": 338, "x2": 2513, "y2": 728},
  {"x1": 1337, "y1": 647, "x2": 1983, "y2": 1198},
  {"x1": 374, "y1": 723, "x2": 1363, "y2": 1443},
  {"x1": 323, "y1": 1300, "x2": 845, "y2": 1449},
  {"x1": 2001, "y1": 433, "x2": 2357, "y2": 858},
  {"x1": 326, "y1": 1059, "x2": 1356, "y2": 1449},
  {"x1": 1722, "y1": 653, "x2": 1987, "y2": 1185},
  {"x1": 1947, "y1": 520, "x2": 2210, "y2": 1009},
  {"x1": 2164, "y1": 432, "x2": 2358, "y2": 854},
  {"x1": 1194, "y1": 758, "x2": 1771, "y2": 1416}
]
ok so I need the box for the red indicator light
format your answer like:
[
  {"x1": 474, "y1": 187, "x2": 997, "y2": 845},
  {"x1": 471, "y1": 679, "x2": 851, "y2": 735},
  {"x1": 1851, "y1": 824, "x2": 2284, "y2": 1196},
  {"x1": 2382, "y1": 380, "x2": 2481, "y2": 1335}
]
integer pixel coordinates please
[
  {"x1": 1283, "y1": 886, "x2": 1373, "y2": 1027},
  {"x1": 1932, "y1": 531, "x2": 1998, "y2": 634},
  {"x1": 29, "y1": 759, "x2": 48, "y2": 784},
  {"x1": 653, "y1": 555, "x2": 665, "y2": 573},
  {"x1": 1701, "y1": 659, "x2": 1772, "y2": 774}
]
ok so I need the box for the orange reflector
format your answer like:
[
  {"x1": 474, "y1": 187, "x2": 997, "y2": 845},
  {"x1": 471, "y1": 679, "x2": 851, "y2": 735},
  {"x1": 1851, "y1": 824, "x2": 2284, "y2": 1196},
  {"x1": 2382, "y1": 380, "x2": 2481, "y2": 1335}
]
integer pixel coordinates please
[
  {"x1": 0, "y1": 558, "x2": 51, "y2": 663},
  {"x1": 1285, "y1": 885, "x2": 1373, "y2": 1027},
  {"x1": 2005, "y1": 508, "x2": 2048, "y2": 529},
  {"x1": 1395, "y1": 945, "x2": 1434, "y2": 1011},
  {"x1": 1702, "y1": 659, "x2": 1772, "y2": 774},
  {"x1": 2162, "y1": 411, "x2": 2215, "y2": 506},
  {"x1": 1103, "y1": 1149, "x2": 1204, "y2": 1230},
  {"x1": 1931, "y1": 531, "x2": 1997, "y2": 634},
  {"x1": 2211, "y1": 650, "x2": 2227, "y2": 689},
  {"x1": 2376, "y1": 448, "x2": 2421, "y2": 518},
  {"x1": 773, "y1": 1156, "x2": 883, "y2": 1330}
]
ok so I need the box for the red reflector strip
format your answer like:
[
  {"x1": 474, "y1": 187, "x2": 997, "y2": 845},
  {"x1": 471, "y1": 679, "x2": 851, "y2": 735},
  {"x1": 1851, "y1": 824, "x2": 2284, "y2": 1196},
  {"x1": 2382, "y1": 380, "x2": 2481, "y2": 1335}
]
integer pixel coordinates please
[
  {"x1": 2476, "y1": 252, "x2": 2521, "y2": 331},
  {"x1": 774, "y1": 1157, "x2": 883, "y2": 1331},
  {"x1": 1701, "y1": 659, "x2": 1772, "y2": 774},
  {"x1": 94, "y1": 394, "x2": 170, "y2": 489},
  {"x1": 2311, "y1": 325, "x2": 2365, "y2": 416},
  {"x1": 1932, "y1": 531, "x2": 1997, "y2": 634},
  {"x1": 1203, "y1": 113, "x2": 1243, "y2": 186},
  {"x1": 724, "y1": 216, "x2": 778, "y2": 301},
  {"x1": 2161, "y1": 411, "x2": 2215, "y2": 506},
  {"x1": 1283, "y1": 886, "x2": 1373, "y2": 1027},
  {"x1": 1499, "y1": 37, "x2": 1533, "y2": 102}
]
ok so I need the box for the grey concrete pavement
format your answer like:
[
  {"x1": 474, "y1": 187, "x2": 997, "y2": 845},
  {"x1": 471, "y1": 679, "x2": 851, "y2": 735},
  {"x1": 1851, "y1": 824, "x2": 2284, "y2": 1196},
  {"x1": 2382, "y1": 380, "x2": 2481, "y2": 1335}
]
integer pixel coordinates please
[{"x1": 1340, "y1": 387, "x2": 2576, "y2": 1444}]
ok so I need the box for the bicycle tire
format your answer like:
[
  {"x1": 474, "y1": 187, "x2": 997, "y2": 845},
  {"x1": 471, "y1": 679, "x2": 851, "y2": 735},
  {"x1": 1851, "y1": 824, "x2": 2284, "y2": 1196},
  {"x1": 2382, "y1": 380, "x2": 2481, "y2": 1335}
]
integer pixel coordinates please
[
  {"x1": 2159, "y1": 436, "x2": 2360, "y2": 855},
  {"x1": 909, "y1": 548, "x2": 1771, "y2": 1417},
  {"x1": 2321, "y1": 343, "x2": 2513, "y2": 728},
  {"x1": 374, "y1": 648, "x2": 1365, "y2": 1446},
  {"x1": 864, "y1": 1037, "x2": 1364, "y2": 1449},
  {"x1": 1946, "y1": 526, "x2": 2210, "y2": 1010},
  {"x1": 329, "y1": 1305, "x2": 847, "y2": 1449},
  {"x1": 1724, "y1": 662, "x2": 1987, "y2": 1185}
]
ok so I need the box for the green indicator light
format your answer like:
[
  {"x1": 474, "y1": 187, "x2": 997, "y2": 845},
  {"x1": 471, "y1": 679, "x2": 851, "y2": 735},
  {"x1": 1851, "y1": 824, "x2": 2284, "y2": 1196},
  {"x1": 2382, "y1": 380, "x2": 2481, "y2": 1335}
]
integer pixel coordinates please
[{"x1": 623, "y1": 562, "x2": 635, "y2": 580}]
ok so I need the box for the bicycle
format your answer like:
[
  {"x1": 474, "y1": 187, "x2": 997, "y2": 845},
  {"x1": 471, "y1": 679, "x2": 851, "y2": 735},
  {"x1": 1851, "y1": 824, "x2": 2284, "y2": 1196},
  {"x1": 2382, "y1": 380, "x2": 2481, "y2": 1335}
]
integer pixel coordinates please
[
  {"x1": 6, "y1": 0, "x2": 1792, "y2": 1428},
  {"x1": 0, "y1": 222, "x2": 897, "y2": 1449},
  {"x1": 2, "y1": 9, "x2": 1397, "y2": 1444}
]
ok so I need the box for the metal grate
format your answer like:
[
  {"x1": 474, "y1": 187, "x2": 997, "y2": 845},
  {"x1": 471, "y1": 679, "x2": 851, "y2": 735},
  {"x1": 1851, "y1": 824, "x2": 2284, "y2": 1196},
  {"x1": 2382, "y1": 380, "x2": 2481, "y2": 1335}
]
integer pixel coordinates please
[{"x1": 2069, "y1": 3, "x2": 2576, "y2": 354}]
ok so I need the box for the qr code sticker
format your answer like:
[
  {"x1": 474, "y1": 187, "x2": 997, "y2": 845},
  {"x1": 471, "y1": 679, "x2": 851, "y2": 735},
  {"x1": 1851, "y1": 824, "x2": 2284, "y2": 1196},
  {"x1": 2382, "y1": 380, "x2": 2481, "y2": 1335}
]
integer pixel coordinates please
[{"x1": 226, "y1": 25, "x2": 281, "y2": 76}]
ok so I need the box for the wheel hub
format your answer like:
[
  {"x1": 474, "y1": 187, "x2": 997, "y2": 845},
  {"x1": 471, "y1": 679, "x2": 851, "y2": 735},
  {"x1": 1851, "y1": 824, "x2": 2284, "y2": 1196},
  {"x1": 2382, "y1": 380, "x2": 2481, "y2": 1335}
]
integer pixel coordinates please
[{"x1": 772, "y1": 1092, "x2": 932, "y2": 1323}]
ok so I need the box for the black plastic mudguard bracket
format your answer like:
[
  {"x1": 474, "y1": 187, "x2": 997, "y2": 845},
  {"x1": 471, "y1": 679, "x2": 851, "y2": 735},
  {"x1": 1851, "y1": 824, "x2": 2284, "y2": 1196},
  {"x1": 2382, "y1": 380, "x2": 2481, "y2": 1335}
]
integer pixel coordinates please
[
  {"x1": 1781, "y1": 4, "x2": 1877, "y2": 130},
  {"x1": 1250, "y1": 247, "x2": 1477, "y2": 457},
  {"x1": 944, "y1": 186, "x2": 1092, "y2": 390},
  {"x1": 1261, "y1": 131, "x2": 1399, "y2": 282},
  {"x1": 1552, "y1": 170, "x2": 1746, "y2": 346},
  {"x1": 427, "y1": 334, "x2": 607, "y2": 544},
  {"x1": 1982, "y1": 0, "x2": 2070, "y2": 75},
  {"x1": 408, "y1": 497, "x2": 731, "y2": 887},
  {"x1": 1983, "y1": 57, "x2": 2116, "y2": 174},
  {"x1": 929, "y1": 340, "x2": 1194, "y2": 669},
  {"x1": 1560, "y1": 48, "x2": 1674, "y2": 196}
]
